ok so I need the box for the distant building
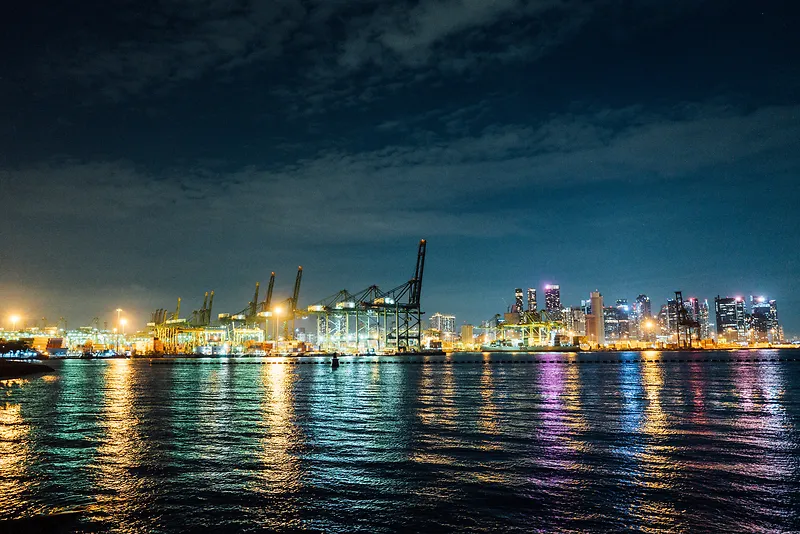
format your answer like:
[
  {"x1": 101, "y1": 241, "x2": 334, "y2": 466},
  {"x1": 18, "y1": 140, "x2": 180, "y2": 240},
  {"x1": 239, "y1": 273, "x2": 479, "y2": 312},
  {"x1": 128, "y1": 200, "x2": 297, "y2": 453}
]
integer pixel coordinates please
[
  {"x1": 632, "y1": 294, "x2": 652, "y2": 340},
  {"x1": 604, "y1": 307, "x2": 620, "y2": 340},
  {"x1": 430, "y1": 313, "x2": 456, "y2": 334},
  {"x1": 527, "y1": 288, "x2": 537, "y2": 312},
  {"x1": 715, "y1": 296, "x2": 746, "y2": 342},
  {"x1": 601, "y1": 301, "x2": 631, "y2": 341},
  {"x1": 586, "y1": 291, "x2": 605, "y2": 346},
  {"x1": 562, "y1": 307, "x2": 586, "y2": 336},
  {"x1": 634, "y1": 294, "x2": 652, "y2": 319},
  {"x1": 750, "y1": 296, "x2": 780, "y2": 342},
  {"x1": 685, "y1": 297, "x2": 711, "y2": 339},
  {"x1": 544, "y1": 284, "x2": 561, "y2": 311},
  {"x1": 665, "y1": 299, "x2": 680, "y2": 338},
  {"x1": 513, "y1": 288, "x2": 524, "y2": 314},
  {"x1": 460, "y1": 324, "x2": 474, "y2": 344},
  {"x1": 657, "y1": 304, "x2": 670, "y2": 337},
  {"x1": 615, "y1": 300, "x2": 631, "y2": 339}
]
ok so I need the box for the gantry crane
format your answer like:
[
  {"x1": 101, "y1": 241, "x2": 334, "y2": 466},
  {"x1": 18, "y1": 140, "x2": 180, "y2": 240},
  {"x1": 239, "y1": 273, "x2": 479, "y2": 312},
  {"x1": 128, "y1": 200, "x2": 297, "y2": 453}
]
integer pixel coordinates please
[
  {"x1": 306, "y1": 240, "x2": 427, "y2": 353},
  {"x1": 282, "y1": 267, "x2": 303, "y2": 339},
  {"x1": 259, "y1": 272, "x2": 276, "y2": 313}
]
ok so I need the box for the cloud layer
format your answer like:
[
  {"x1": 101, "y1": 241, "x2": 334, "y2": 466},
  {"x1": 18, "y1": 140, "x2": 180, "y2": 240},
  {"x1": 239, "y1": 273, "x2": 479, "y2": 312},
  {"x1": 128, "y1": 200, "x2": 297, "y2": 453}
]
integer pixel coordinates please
[{"x1": 4, "y1": 101, "x2": 797, "y2": 242}]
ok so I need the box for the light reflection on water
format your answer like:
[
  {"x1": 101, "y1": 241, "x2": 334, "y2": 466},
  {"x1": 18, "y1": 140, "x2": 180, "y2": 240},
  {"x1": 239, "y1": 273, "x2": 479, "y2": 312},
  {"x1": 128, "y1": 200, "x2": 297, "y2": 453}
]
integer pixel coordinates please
[{"x1": 1, "y1": 351, "x2": 800, "y2": 532}]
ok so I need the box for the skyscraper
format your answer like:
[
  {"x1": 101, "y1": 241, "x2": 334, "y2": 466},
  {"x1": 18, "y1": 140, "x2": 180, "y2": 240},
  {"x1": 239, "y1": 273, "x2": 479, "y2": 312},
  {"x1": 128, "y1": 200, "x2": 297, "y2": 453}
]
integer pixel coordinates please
[
  {"x1": 632, "y1": 294, "x2": 651, "y2": 340},
  {"x1": 604, "y1": 306, "x2": 620, "y2": 340},
  {"x1": 685, "y1": 297, "x2": 711, "y2": 340},
  {"x1": 750, "y1": 296, "x2": 780, "y2": 342},
  {"x1": 586, "y1": 291, "x2": 605, "y2": 346},
  {"x1": 715, "y1": 296, "x2": 746, "y2": 342},
  {"x1": 513, "y1": 288, "x2": 524, "y2": 314},
  {"x1": 460, "y1": 324, "x2": 474, "y2": 344},
  {"x1": 634, "y1": 294, "x2": 652, "y2": 319},
  {"x1": 544, "y1": 284, "x2": 561, "y2": 311},
  {"x1": 666, "y1": 298, "x2": 680, "y2": 338},
  {"x1": 527, "y1": 288, "x2": 537, "y2": 312},
  {"x1": 615, "y1": 299, "x2": 631, "y2": 338},
  {"x1": 430, "y1": 313, "x2": 456, "y2": 334},
  {"x1": 562, "y1": 307, "x2": 586, "y2": 336}
]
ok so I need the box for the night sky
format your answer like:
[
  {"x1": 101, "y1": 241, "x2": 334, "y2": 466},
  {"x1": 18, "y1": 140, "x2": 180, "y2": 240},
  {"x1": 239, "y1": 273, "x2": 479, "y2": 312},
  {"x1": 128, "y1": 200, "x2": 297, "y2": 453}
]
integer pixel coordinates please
[{"x1": 1, "y1": 1, "x2": 798, "y2": 334}]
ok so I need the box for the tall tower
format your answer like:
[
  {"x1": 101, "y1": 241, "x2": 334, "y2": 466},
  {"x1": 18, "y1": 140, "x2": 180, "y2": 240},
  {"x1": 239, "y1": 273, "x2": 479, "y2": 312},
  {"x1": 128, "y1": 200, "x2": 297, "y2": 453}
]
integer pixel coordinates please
[
  {"x1": 634, "y1": 294, "x2": 652, "y2": 318},
  {"x1": 527, "y1": 288, "x2": 537, "y2": 312},
  {"x1": 513, "y1": 288, "x2": 524, "y2": 313},
  {"x1": 544, "y1": 284, "x2": 561, "y2": 311},
  {"x1": 750, "y1": 296, "x2": 780, "y2": 343},
  {"x1": 586, "y1": 291, "x2": 605, "y2": 346},
  {"x1": 715, "y1": 296, "x2": 746, "y2": 342}
]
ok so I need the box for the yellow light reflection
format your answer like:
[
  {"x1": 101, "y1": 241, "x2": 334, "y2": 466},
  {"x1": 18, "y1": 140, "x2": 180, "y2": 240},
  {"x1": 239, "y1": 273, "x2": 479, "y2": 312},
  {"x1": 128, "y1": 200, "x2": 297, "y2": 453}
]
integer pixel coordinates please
[
  {"x1": 477, "y1": 362, "x2": 500, "y2": 441},
  {"x1": 0, "y1": 401, "x2": 30, "y2": 516},
  {"x1": 89, "y1": 359, "x2": 145, "y2": 524},
  {"x1": 634, "y1": 361, "x2": 681, "y2": 530},
  {"x1": 411, "y1": 360, "x2": 461, "y2": 466},
  {"x1": 251, "y1": 363, "x2": 303, "y2": 529}
]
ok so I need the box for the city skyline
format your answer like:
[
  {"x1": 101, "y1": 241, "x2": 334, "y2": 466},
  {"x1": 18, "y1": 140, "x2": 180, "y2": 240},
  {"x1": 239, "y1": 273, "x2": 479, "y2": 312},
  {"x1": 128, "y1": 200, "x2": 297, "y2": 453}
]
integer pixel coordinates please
[
  {"x1": 2, "y1": 280, "x2": 789, "y2": 340},
  {"x1": 1, "y1": 1, "x2": 798, "y2": 335}
]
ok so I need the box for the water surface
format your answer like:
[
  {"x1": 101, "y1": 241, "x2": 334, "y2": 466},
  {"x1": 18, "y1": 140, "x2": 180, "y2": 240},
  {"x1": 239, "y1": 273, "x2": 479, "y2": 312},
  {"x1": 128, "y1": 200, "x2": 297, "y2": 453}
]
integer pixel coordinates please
[{"x1": 2, "y1": 350, "x2": 800, "y2": 532}]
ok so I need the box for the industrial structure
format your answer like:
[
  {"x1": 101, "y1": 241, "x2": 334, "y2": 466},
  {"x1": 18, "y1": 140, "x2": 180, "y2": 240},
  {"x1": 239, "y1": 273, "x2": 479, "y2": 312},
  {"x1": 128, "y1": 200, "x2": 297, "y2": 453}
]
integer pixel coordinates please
[
  {"x1": 307, "y1": 239, "x2": 427, "y2": 354},
  {"x1": 144, "y1": 240, "x2": 426, "y2": 355}
]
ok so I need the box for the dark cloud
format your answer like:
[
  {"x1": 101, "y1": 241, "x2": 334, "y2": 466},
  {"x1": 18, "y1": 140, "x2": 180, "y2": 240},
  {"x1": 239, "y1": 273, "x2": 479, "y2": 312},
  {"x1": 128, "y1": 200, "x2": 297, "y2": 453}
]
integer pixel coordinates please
[{"x1": 4, "y1": 101, "x2": 797, "y2": 237}]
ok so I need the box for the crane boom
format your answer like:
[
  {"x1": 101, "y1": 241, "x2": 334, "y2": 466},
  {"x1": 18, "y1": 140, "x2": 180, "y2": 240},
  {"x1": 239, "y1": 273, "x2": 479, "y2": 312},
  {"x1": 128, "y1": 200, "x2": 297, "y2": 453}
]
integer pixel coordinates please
[
  {"x1": 249, "y1": 282, "x2": 260, "y2": 317},
  {"x1": 264, "y1": 272, "x2": 275, "y2": 310},
  {"x1": 174, "y1": 297, "x2": 181, "y2": 321},
  {"x1": 206, "y1": 291, "x2": 214, "y2": 325},
  {"x1": 291, "y1": 266, "x2": 303, "y2": 312},
  {"x1": 411, "y1": 239, "x2": 426, "y2": 306}
]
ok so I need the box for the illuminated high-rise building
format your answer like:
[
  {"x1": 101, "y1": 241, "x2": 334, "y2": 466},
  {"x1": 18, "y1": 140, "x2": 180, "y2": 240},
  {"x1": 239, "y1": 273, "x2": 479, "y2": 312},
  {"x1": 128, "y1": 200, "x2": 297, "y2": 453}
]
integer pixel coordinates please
[
  {"x1": 604, "y1": 306, "x2": 620, "y2": 340},
  {"x1": 615, "y1": 299, "x2": 631, "y2": 338},
  {"x1": 632, "y1": 294, "x2": 651, "y2": 340},
  {"x1": 586, "y1": 291, "x2": 605, "y2": 346},
  {"x1": 715, "y1": 296, "x2": 746, "y2": 342},
  {"x1": 527, "y1": 288, "x2": 537, "y2": 312},
  {"x1": 750, "y1": 296, "x2": 780, "y2": 342},
  {"x1": 430, "y1": 313, "x2": 456, "y2": 334},
  {"x1": 665, "y1": 298, "x2": 680, "y2": 338},
  {"x1": 562, "y1": 307, "x2": 586, "y2": 336},
  {"x1": 513, "y1": 288, "x2": 524, "y2": 313},
  {"x1": 544, "y1": 284, "x2": 561, "y2": 311},
  {"x1": 634, "y1": 294, "x2": 652, "y2": 319},
  {"x1": 460, "y1": 324, "x2": 474, "y2": 344},
  {"x1": 684, "y1": 297, "x2": 711, "y2": 339},
  {"x1": 657, "y1": 303, "x2": 670, "y2": 336}
]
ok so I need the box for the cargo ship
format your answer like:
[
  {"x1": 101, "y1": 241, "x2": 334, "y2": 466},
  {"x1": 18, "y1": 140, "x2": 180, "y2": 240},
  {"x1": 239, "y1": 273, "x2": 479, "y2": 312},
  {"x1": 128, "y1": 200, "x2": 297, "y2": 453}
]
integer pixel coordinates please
[{"x1": 480, "y1": 340, "x2": 580, "y2": 353}]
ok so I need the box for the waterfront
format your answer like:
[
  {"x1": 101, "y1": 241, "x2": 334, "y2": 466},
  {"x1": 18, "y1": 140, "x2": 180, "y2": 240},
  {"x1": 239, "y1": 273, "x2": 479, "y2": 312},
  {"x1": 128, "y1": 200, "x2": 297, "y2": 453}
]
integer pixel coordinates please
[{"x1": 2, "y1": 350, "x2": 800, "y2": 532}]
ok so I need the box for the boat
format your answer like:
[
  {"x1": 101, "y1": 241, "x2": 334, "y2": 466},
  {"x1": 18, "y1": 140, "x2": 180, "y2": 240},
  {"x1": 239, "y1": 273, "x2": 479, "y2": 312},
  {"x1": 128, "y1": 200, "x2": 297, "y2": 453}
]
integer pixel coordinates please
[{"x1": 480, "y1": 340, "x2": 580, "y2": 353}]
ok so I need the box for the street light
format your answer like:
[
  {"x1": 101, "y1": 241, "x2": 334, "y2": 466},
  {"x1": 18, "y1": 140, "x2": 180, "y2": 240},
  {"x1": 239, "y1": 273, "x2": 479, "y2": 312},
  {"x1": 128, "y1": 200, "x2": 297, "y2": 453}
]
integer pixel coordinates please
[
  {"x1": 116, "y1": 308, "x2": 123, "y2": 329},
  {"x1": 9, "y1": 315, "x2": 20, "y2": 332},
  {"x1": 120, "y1": 318, "x2": 128, "y2": 335}
]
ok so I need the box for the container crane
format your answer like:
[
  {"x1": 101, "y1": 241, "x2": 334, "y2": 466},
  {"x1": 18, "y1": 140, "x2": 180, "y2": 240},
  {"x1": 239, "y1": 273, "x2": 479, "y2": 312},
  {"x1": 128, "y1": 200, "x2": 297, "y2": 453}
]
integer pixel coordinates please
[
  {"x1": 205, "y1": 291, "x2": 214, "y2": 325},
  {"x1": 173, "y1": 297, "x2": 181, "y2": 321},
  {"x1": 282, "y1": 266, "x2": 303, "y2": 339},
  {"x1": 259, "y1": 272, "x2": 275, "y2": 313},
  {"x1": 247, "y1": 282, "x2": 260, "y2": 321}
]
